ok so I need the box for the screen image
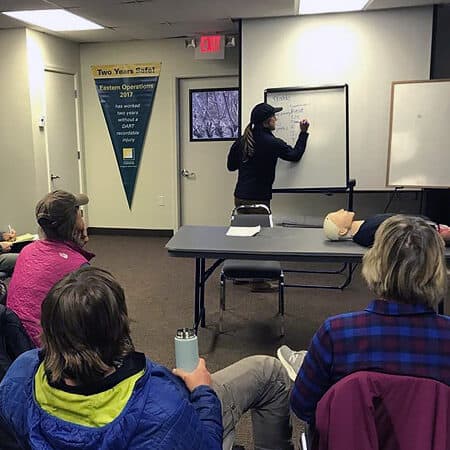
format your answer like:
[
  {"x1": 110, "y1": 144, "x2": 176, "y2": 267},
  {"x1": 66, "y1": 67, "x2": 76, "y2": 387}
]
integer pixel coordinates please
[{"x1": 190, "y1": 88, "x2": 239, "y2": 141}]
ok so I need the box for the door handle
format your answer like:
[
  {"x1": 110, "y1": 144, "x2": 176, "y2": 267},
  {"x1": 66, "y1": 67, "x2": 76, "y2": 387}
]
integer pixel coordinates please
[
  {"x1": 50, "y1": 174, "x2": 61, "y2": 181},
  {"x1": 181, "y1": 169, "x2": 196, "y2": 179}
]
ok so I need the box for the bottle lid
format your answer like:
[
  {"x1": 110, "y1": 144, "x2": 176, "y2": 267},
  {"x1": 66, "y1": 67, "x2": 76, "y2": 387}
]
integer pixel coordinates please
[{"x1": 176, "y1": 328, "x2": 196, "y2": 339}]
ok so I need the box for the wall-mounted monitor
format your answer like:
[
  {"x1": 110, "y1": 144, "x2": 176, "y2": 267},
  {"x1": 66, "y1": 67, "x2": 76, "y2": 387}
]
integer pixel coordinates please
[{"x1": 190, "y1": 88, "x2": 239, "y2": 141}]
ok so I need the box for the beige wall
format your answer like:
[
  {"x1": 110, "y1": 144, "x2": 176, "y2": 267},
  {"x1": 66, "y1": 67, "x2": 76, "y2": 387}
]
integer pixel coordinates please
[
  {"x1": 80, "y1": 39, "x2": 238, "y2": 229},
  {"x1": 0, "y1": 28, "x2": 81, "y2": 233},
  {"x1": 0, "y1": 29, "x2": 36, "y2": 233},
  {"x1": 26, "y1": 29, "x2": 81, "y2": 202}
]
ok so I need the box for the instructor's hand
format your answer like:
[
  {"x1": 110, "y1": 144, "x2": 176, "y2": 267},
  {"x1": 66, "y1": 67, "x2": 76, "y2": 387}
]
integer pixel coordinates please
[
  {"x1": 300, "y1": 119, "x2": 310, "y2": 133},
  {"x1": 173, "y1": 358, "x2": 212, "y2": 392}
]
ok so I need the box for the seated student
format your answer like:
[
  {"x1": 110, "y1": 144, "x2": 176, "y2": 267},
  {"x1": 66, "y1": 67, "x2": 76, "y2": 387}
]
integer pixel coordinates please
[
  {"x1": 0, "y1": 267, "x2": 293, "y2": 450},
  {"x1": 0, "y1": 227, "x2": 18, "y2": 276},
  {"x1": 7, "y1": 190, "x2": 94, "y2": 346},
  {"x1": 323, "y1": 208, "x2": 450, "y2": 247},
  {"x1": 279, "y1": 215, "x2": 449, "y2": 425}
]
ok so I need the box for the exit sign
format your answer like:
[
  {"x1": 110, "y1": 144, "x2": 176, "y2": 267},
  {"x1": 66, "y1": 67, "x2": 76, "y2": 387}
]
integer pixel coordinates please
[
  {"x1": 200, "y1": 35, "x2": 221, "y2": 53},
  {"x1": 195, "y1": 35, "x2": 225, "y2": 60}
]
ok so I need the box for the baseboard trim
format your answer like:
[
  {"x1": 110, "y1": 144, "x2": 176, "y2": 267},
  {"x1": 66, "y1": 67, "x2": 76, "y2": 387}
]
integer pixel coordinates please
[{"x1": 88, "y1": 227, "x2": 174, "y2": 237}]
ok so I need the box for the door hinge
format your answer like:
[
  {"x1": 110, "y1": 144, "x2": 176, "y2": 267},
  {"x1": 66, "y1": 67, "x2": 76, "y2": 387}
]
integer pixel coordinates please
[
  {"x1": 77, "y1": 151, "x2": 81, "y2": 160},
  {"x1": 74, "y1": 89, "x2": 78, "y2": 98}
]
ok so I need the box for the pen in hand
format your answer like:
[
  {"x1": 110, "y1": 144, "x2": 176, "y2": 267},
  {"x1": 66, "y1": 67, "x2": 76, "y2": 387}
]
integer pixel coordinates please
[
  {"x1": 298, "y1": 119, "x2": 310, "y2": 132},
  {"x1": 6, "y1": 225, "x2": 16, "y2": 241}
]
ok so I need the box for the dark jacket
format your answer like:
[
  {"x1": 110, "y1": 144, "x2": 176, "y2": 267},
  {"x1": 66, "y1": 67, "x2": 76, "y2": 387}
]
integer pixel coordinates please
[
  {"x1": 314, "y1": 371, "x2": 450, "y2": 450},
  {"x1": 227, "y1": 125, "x2": 308, "y2": 200},
  {"x1": 0, "y1": 305, "x2": 34, "y2": 381},
  {"x1": 0, "y1": 305, "x2": 34, "y2": 449}
]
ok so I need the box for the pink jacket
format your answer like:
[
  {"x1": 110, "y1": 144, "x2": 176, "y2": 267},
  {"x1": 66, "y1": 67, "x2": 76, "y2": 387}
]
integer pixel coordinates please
[
  {"x1": 7, "y1": 240, "x2": 94, "y2": 346},
  {"x1": 314, "y1": 371, "x2": 450, "y2": 450}
]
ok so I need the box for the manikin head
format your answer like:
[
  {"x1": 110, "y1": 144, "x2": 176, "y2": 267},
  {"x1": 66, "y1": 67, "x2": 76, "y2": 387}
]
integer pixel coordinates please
[{"x1": 323, "y1": 209, "x2": 355, "y2": 240}]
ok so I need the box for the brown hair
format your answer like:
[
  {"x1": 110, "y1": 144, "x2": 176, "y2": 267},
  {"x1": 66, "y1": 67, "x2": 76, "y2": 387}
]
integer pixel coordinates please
[
  {"x1": 362, "y1": 215, "x2": 447, "y2": 309},
  {"x1": 35, "y1": 190, "x2": 84, "y2": 243},
  {"x1": 241, "y1": 123, "x2": 256, "y2": 162},
  {"x1": 41, "y1": 266, "x2": 134, "y2": 385}
]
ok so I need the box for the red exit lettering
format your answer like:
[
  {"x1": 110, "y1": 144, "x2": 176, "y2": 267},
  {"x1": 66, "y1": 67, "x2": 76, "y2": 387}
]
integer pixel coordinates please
[{"x1": 200, "y1": 35, "x2": 221, "y2": 53}]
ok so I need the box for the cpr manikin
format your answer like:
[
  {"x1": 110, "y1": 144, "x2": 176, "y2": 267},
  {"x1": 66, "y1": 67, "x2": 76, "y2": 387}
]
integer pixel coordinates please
[{"x1": 323, "y1": 209, "x2": 450, "y2": 247}]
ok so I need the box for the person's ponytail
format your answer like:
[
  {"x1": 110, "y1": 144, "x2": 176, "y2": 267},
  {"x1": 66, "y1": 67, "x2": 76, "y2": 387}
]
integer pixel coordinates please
[{"x1": 241, "y1": 123, "x2": 255, "y2": 162}]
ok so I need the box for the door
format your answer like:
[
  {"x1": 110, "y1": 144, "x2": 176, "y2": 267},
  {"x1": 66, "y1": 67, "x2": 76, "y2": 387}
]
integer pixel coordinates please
[
  {"x1": 45, "y1": 70, "x2": 81, "y2": 193},
  {"x1": 179, "y1": 76, "x2": 238, "y2": 226}
]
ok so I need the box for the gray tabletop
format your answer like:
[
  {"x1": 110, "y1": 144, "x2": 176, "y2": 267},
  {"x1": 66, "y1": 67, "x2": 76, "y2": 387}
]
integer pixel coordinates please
[{"x1": 166, "y1": 226, "x2": 371, "y2": 263}]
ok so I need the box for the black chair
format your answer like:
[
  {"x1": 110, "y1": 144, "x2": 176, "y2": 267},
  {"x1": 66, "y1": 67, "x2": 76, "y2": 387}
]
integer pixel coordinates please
[{"x1": 220, "y1": 205, "x2": 285, "y2": 335}]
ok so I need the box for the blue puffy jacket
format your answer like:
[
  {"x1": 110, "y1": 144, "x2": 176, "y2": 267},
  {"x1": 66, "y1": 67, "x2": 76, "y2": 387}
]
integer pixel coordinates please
[{"x1": 0, "y1": 350, "x2": 223, "y2": 449}]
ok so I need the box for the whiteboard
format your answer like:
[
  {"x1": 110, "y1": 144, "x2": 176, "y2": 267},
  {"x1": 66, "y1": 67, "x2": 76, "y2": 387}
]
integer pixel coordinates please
[
  {"x1": 241, "y1": 9, "x2": 433, "y2": 189},
  {"x1": 266, "y1": 86, "x2": 348, "y2": 190},
  {"x1": 387, "y1": 80, "x2": 450, "y2": 188}
]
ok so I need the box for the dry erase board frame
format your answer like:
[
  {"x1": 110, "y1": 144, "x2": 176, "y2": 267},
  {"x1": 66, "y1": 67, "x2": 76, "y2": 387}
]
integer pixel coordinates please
[
  {"x1": 264, "y1": 85, "x2": 349, "y2": 193},
  {"x1": 386, "y1": 79, "x2": 450, "y2": 188},
  {"x1": 189, "y1": 87, "x2": 240, "y2": 142}
]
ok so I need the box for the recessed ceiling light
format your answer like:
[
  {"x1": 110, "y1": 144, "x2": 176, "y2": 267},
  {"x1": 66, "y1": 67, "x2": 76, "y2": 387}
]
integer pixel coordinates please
[
  {"x1": 2, "y1": 9, "x2": 103, "y2": 31},
  {"x1": 299, "y1": 0, "x2": 370, "y2": 15}
]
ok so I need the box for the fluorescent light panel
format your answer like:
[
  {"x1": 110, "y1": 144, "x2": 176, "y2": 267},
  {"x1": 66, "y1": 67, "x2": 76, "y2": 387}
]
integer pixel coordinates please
[
  {"x1": 300, "y1": 0, "x2": 370, "y2": 15},
  {"x1": 2, "y1": 9, "x2": 103, "y2": 31}
]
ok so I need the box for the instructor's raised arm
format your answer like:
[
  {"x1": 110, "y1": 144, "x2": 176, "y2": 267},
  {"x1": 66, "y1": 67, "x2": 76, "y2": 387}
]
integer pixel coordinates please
[{"x1": 276, "y1": 119, "x2": 310, "y2": 162}]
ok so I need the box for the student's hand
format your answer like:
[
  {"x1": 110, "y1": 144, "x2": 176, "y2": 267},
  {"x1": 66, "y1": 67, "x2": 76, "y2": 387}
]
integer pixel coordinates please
[
  {"x1": 300, "y1": 119, "x2": 310, "y2": 133},
  {"x1": 2, "y1": 229, "x2": 16, "y2": 241},
  {"x1": 0, "y1": 242, "x2": 12, "y2": 252},
  {"x1": 173, "y1": 358, "x2": 212, "y2": 392}
]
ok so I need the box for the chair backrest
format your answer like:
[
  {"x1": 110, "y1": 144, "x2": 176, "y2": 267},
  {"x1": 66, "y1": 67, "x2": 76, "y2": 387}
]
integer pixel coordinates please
[
  {"x1": 314, "y1": 371, "x2": 450, "y2": 450},
  {"x1": 230, "y1": 204, "x2": 273, "y2": 228}
]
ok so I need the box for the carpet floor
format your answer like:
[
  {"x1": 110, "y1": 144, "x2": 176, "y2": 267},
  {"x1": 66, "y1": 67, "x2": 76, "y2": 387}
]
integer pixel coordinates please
[{"x1": 87, "y1": 234, "x2": 373, "y2": 449}]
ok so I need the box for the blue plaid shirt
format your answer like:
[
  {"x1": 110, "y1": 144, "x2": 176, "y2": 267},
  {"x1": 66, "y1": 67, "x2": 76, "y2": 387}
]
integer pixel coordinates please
[{"x1": 291, "y1": 300, "x2": 450, "y2": 424}]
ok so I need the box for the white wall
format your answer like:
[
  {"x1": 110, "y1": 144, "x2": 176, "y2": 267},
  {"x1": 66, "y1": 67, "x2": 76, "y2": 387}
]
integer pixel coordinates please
[
  {"x1": 0, "y1": 29, "x2": 36, "y2": 233},
  {"x1": 242, "y1": 7, "x2": 433, "y2": 189},
  {"x1": 80, "y1": 40, "x2": 238, "y2": 229}
]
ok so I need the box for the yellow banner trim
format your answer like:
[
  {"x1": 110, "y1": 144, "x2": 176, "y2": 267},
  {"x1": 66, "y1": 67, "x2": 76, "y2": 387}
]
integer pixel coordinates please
[{"x1": 91, "y1": 63, "x2": 161, "y2": 79}]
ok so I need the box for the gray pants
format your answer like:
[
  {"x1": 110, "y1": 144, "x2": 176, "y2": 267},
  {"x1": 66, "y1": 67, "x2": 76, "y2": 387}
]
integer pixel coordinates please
[
  {"x1": 211, "y1": 355, "x2": 293, "y2": 450},
  {"x1": 0, "y1": 253, "x2": 18, "y2": 276}
]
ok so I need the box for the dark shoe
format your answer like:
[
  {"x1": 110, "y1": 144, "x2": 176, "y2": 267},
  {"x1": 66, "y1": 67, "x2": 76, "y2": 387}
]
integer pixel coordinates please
[
  {"x1": 251, "y1": 281, "x2": 279, "y2": 292},
  {"x1": 233, "y1": 279, "x2": 251, "y2": 285}
]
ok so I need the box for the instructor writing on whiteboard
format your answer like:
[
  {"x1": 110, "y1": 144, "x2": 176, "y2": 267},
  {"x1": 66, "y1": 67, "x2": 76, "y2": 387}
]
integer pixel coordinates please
[{"x1": 227, "y1": 102, "x2": 310, "y2": 211}]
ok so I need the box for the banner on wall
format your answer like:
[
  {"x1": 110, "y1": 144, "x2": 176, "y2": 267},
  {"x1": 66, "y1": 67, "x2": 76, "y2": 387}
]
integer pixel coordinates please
[{"x1": 91, "y1": 63, "x2": 161, "y2": 208}]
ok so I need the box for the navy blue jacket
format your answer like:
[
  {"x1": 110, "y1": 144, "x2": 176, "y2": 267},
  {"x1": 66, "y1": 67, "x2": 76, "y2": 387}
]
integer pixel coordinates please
[{"x1": 227, "y1": 125, "x2": 308, "y2": 200}]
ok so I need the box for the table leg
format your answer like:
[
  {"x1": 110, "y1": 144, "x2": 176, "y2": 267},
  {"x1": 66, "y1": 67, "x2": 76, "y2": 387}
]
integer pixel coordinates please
[
  {"x1": 194, "y1": 258, "x2": 200, "y2": 332},
  {"x1": 200, "y1": 257, "x2": 206, "y2": 327}
]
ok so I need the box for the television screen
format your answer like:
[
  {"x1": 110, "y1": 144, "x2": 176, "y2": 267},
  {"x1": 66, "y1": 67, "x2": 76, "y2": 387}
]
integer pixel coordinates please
[{"x1": 190, "y1": 88, "x2": 239, "y2": 141}]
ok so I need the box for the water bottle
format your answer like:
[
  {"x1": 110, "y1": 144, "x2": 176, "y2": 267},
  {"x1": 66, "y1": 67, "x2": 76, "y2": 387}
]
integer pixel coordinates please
[{"x1": 174, "y1": 328, "x2": 199, "y2": 372}]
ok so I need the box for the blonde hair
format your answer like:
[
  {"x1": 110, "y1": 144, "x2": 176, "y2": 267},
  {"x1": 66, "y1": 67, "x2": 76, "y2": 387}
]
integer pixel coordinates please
[
  {"x1": 362, "y1": 215, "x2": 447, "y2": 309},
  {"x1": 323, "y1": 215, "x2": 345, "y2": 240}
]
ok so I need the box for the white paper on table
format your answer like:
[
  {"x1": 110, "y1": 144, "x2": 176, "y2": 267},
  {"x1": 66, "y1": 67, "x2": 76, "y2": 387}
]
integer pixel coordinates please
[{"x1": 226, "y1": 225, "x2": 261, "y2": 237}]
